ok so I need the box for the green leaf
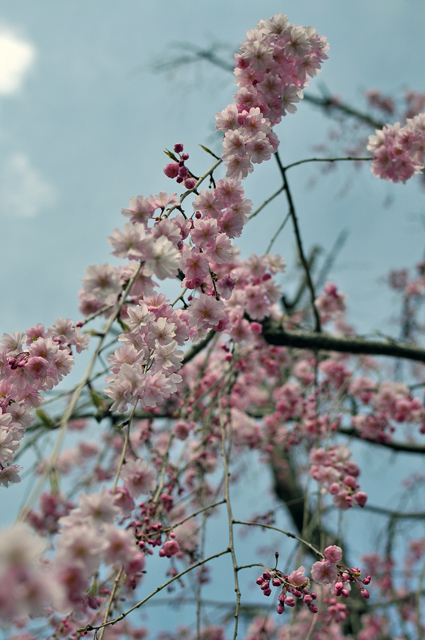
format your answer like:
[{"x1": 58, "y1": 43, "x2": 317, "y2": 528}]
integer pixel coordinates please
[
  {"x1": 164, "y1": 149, "x2": 179, "y2": 162},
  {"x1": 199, "y1": 144, "x2": 220, "y2": 160},
  {"x1": 89, "y1": 388, "x2": 105, "y2": 409},
  {"x1": 35, "y1": 409, "x2": 55, "y2": 427}
]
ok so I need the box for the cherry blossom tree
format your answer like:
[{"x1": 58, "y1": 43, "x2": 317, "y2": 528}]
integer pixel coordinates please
[{"x1": 2, "y1": 12, "x2": 425, "y2": 640}]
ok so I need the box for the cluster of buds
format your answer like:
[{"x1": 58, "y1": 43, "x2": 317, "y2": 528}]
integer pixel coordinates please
[
  {"x1": 163, "y1": 143, "x2": 196, "y2": 190},
  {"x1": 333, "y1": 567, "x2": 371, "y2": 600},
  {"x1": 256, "y1": 547, "x2": 372, "y2": 617},
  {"x1": 132, "y1": 515, "x2": 163, "y2": 555},
  {"x1": 132, "y1": 499, "x2": 180, "y2": 559},
  {"x1": 255, "y1": 563, "x2": 318, "y2": 615}
]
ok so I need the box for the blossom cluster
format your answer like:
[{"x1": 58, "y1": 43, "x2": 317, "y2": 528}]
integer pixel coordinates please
[
  {"x1": 309, "y1": 445, "x2": 368, "y2": 510},
  {"x1": 215, "y1": 14, "x2": 328, "y2": 178},
  {"x1": 0, "y1": 320, "x2": 89, "y2": 487},
  {"x1": 256, "y1": 564, "x2": 318, "y2": 615},
  {"x1": 351, "y1": 380, "x2": 425, "y2": 440},
  {"x1": 163, "y1": 142, "x2": 196, "y2": 190},
  {"x1": 315, "y1": 282, "x2": 347, "y2": 323},
  {"x1": 100, "y1": 175, "x2": 260, "y2": 412},
  {"x1": 0, "y1": 486, "x2": 150, "y2": 624},
  {"x1": 84, "y1": 170, "x2": 289, "y2": 416},
  {"x1": 256, "y1": 546, "x2": 370, "y2": 621},
  {"x1": 367, "y1": 113, "x2": 425, "y2": 183}
]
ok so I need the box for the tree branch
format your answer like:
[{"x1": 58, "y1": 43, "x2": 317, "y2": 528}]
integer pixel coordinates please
[
  {"x1": 262, "y1": 318, "x2": 425, "y2": 366},
  {"x1": 275, "y1": 151, "x2": 322, "y2": 332}
]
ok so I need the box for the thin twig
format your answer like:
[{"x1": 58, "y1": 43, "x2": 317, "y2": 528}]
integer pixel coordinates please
[
  {"x1": 284, "y1": 156, "x2": 372, "y2": 172},
  {"x1": 77, "y1": 548, "x2": 231, "y2": 635},
  {"x1": 274, "y1": 151, "x2": 322, "y2": 332},
  {"x1": 112, "y1": 400, "x2": 139, "y2": 492},
  {"x1": 169, "y1": 500, "x2": 226, "y2": 532},
  {"x1": 248, "y1": 186, "x2": 285, "y2": 220},
  {"x1": 265, "y1": 211, "x2": 291, "y2": 255},
  {"x1": 98, "y1": 567, "x2": 124, "y2": 640},
  {"x1": 232, "y1": 520, "x2": 323, "y2": 558},
  {"x1": 16, "y1": 262, "x2": 144, "y2": 523},
  {"x1": 219, "y1": 390, "x2": 241, "y2": 640},
  {"x1": 314, "y1": 228, "x2": 349, "y2": 293},
  {"x1": 363, "y1": 504, "x2": 425, "y2": 519}
]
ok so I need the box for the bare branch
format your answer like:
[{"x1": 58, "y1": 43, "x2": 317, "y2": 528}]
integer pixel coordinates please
[{"x1": 262, "y1": 318, "x2": 425, "y2": 366}]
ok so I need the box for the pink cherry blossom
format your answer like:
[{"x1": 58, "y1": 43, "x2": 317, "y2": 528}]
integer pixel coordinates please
[
  {"x1": 311, "y1": 559, "x2": 339, "y2": 585},
  {"x1": 120, "y1": 459, "x2": 156, "y2": 498}
]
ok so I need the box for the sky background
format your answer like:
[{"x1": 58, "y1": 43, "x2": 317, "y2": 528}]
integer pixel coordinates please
[
  {"x1": 1, "y1": 1, "x2": 425, "y2": 636},
  {"x1": 0, "y1": 0, "x2": 425, "y2": 337}
]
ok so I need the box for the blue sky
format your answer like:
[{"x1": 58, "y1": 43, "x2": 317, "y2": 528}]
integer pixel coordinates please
[{"x1": 0, "y1": 0, "x2": 424, "y2": 337}]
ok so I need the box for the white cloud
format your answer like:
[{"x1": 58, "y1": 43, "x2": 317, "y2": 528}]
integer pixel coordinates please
[
  {"x1": 0, "y1": 30, "x2": 35, "y2": 95},
  {"x1": 0, "y1": 153, "x2": 55, "y2": 217}
]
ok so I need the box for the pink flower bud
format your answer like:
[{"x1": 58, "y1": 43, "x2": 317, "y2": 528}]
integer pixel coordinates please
[
  {"x1": 334, "y1": 582, "x2": 344, "y2": 595},
  {"x1": 164, "y1": 163, "x2": 180, "y2": 178},
  {"x1": 285, "y1": 596, "x2": 295, "y2": 607},
  {"x1": 263, "y1": 588, "x2": 272, "y2": 596},
  {"x1": 251, "y1": 322, "x2": 262, "y2": 334},
  {"x1": 277, "y1": 604, "x2": 284, "y2": 615},
  {"x1": 354, "y1": 491, "x2": 368, "y2": 508},
  {"x1": 262, "y1": 571, "x2": 271, "y2": 580},
  {"x1": 272, "y1": 578, "x2": 282, "y2": 586},
  {"x1": 343, "y1": 475, "x2": 358, "y2": 489},
  {"x1": 329, "y1": 482, "x2": 340, "y2": 495},
  {"x1": 360, "y1": 588, "x2": 370, "y2": 599}
]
